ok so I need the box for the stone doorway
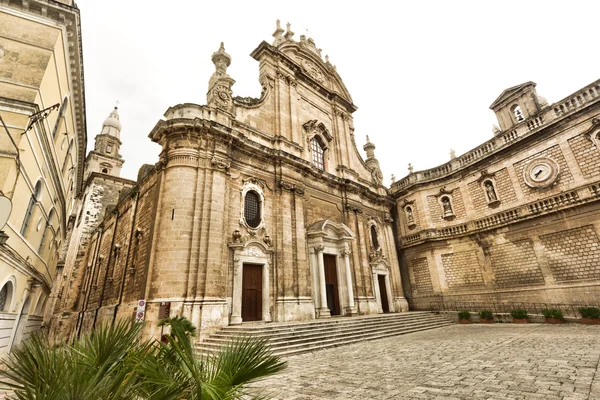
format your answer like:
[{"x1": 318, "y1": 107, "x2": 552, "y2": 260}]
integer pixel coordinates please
[
  {"x1": 377, "y1": 275, "x2": 390, "y2": 313},
  {"x1": 242, "y1": 263, "x2": 263, "y2": 322},
  {"x1": 324, "y1": 254, "x2": 341, "y2": 316}
]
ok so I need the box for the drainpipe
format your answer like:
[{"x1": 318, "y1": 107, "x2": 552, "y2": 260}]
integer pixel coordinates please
[
  {"x1": 112, "y1": 191, "x2": 140, "y2": 326},
  {"x1": 92, "y1": 209, "x2": 120, "y2": 330},
  {"x1": 76, "y1": 224, "x2": 104, "y2": 338}
]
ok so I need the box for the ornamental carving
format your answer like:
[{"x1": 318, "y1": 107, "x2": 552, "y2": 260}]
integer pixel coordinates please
[
  {"x1": 213, "y1": 85, "x2": 232, "y2": 109},
  {"x1": 211, "y1": 156, "x2": 230, "y2": 170},
  {"x1": 346, "y1": 204, "x2": 363, "y2": 214},
  {"x1": 301, "y1": 59, "x2": 325, "y2": 83},
  {"x1": 384, "y1": 213, "x2": 394, "y2": 224}
]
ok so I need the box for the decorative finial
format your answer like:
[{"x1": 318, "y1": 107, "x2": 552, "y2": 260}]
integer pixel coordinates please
[
  {"x1": 450, "y1": 149, "x2": 456, "y2": 159},
  {"x1": 114, "y1": 100, "x2": 119, "y2": 109},
  {"x1": 272, "y1": 19, "x2": 284, "y2": 46},
  {"x1": 408, "y1": 163, "x2": 414, "y2": 174},
  {"x1": 284, "y1": 22, "x2": 294, "y2": 40},
  {"x1": 211, "y1": 42, "x2": 231, "y2": 75},
  {"x1": 366, "y1": 135, "x2": 370, "y2": 143},
  {"x1": 391, "y1": 174, "x2": 396, "y2": 183},
  {"x1": 325, "y1": 55, "x2": 330, "y2": 64}
]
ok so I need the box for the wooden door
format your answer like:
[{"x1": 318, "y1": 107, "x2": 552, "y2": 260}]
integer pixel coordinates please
[
  {"x1": 323, "y1": 254, "x2": 340, "y2": 316},
  {"x1": 378, "y1": 275, "x2": 390, "y2": 313},
  {"x1": 242, "y1": 264, "x2": 262, "y2": 321}
]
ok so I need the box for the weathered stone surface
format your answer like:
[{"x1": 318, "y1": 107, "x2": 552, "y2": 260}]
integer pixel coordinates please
[{"x1": 250, "y1": 324, "x2": 600, "y2": 399}]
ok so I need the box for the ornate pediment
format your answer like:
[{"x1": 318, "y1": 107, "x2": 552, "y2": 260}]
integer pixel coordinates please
[{"x1": 303, "y1": 120, "x2": 333, "y2": 142}]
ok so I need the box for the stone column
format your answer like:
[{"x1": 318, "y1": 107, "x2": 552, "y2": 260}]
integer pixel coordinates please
[
  {"x1": 343, "y1": 249, "x2": 357, "y2": 316},
  {"x1": 372, "y1": 271, "x2": 383, "y2": 313},
  {"x1": 315, "y1": 245, "x2": 330, "y2": 318},
  {"x1": 263, "y1": 261, "x2": 271, "y2": 322},
  {"x1": 385, "y1": 274, "x2": 395, "y2": 312},
  {"x1": 230, "y1": 257, "x2": 243, "y2": 324}
]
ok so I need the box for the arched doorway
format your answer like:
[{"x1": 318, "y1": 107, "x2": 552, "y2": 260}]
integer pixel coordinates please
[{"x1": 307, "y1": 220, "x2": 357, "y2": 318}]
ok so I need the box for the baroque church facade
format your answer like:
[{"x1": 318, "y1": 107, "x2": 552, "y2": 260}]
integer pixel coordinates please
[
  {"x1": 51, "y1": 22, "x2": 600, "y2": 341},
  {"x1": 53, "y1": 23, "x2": 408, "y2": 339}
]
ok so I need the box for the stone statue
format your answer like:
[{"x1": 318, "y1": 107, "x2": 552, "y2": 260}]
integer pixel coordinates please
[
  {"x1": 406, "y1": 207, "x2": 414, "y2": 225},
  {"x1": 484, "y1": 181, "x2": 497, "y2": 202},
  {"x1": 441, "y1": 197, "x2": 453, "y2": 216}
]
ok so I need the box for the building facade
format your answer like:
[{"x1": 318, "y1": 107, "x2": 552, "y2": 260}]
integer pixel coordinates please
[
  {"x1": 47, "y1": 107, "x2": 134, "y2": 339},
  {"x1": 391, "y1": 80, "x2": 600, "y2": 309},
  {"x1": 51, "y1": 21, "x2": 600, "y2": 343},
  {"x1": 56, "y1": 23, "x2": 409, "y2": 340},
  {"x1": 0, "y1": 0, "x2": 86, "y2": 354}
]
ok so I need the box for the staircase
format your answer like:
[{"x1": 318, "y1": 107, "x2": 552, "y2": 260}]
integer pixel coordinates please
[{"x1": 195, "y1": 311, "x2": 452, "y2": 357}]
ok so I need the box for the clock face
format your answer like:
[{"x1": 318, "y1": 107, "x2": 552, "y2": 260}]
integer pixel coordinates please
[
  {"x1": 523, "y1": 157, "x2": 560, "y2": 188},
  {"x1": 530, "y1": 164, "x2": 551, "y2": 182}
]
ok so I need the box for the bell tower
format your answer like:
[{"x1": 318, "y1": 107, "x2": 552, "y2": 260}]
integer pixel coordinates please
[{"x1": 85, "y1": 107, "x2": 125, "y2": 179}]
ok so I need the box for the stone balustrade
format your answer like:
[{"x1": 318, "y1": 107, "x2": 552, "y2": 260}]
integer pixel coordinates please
[
  {"x1": 400, "y1": 181, "x2": 600, "y2": 247},
  {"x1": 391, "y1": 79, "x2": 600, "y2": 194}
]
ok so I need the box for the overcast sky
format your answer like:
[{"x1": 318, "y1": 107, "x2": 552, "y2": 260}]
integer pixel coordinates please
[{"x1": 79, "y1": 1, "x2": 599, "y2": 184}]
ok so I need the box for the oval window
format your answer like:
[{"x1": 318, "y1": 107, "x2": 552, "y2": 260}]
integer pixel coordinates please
[{"x1": 244, "y1": 191, "x2": 261, "y2": 228}]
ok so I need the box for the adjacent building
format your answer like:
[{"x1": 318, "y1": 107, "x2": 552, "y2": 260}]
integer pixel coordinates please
[
  {"x1": 0, "y1": 0, "x2": 86, "y2": 353},
  {"x1": 392, "y1": 80, "x2": 600, "y2": 309}
]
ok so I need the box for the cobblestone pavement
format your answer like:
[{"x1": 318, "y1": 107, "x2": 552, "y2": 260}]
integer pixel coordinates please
[{"x1": 249, "y1": 324, "x2": 600, "y2": 400}]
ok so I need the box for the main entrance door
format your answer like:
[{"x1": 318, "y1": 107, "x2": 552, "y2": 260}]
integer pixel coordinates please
[
  {"x1": 377, "y1": 275, "x2": 390, "y2": 313},
  {"x1": 242, "y1": 264, "x2": 262, "y2": 321},
  {"x1": 323, "y1": 254, "x2": 340, "y2": 316}
]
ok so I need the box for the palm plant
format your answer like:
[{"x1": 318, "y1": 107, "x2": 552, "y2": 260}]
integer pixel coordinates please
[
  {"x1": 137, "y1": 316, "x2": 287, "y2": 400},
  {"x1": 0, "y1": 320, "x2": 152, "y2": 399},
  {"x1": 0, "y1": 317, "x2": 286, "y2": 400}
]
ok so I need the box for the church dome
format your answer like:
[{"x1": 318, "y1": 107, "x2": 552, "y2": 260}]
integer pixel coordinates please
[{"x1": 103, "y1": 107, "x2": 121, "y2": 131}]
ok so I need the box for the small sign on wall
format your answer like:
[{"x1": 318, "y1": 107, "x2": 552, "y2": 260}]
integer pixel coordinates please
[{"x1": 136, "y1": 299, "x2": 146, "y2": 323}]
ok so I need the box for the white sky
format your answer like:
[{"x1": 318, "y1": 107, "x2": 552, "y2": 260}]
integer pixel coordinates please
[{"x1": 79, "y1": 1, "x2": 599, "y2": 184}]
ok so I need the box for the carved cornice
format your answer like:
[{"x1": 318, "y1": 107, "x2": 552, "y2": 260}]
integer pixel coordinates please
[
  {"x1": 210, "y1": 155, "x2": 231, "y2": 171},
  {"x1": 346, "y1": 204, "x2": 363, "y2": 214}
]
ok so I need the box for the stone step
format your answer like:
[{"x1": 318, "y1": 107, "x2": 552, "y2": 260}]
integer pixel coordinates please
[
  {"x1": 195, "y1": 312, "x2": 451, "y2": 357},
  {"x1": 198, "y1": 320, "x2": 451, "y2": 351},
  {"x1": 273, "y1": 323, "x2": 453, "y2": 357},
  {"x1": 212, "y1": 312, "x2": 438, "y2": 335},
  {"x1": 197, "y1": 321, "x2": 452, "y2": 357},
  {"x1": 201, "y1": 317, "x2": 445, "y2": 345}
]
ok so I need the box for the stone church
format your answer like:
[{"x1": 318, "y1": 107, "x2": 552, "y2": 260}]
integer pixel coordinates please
[
  {"x1": 52, "y1": 22, "x2": 408, "y2": 339},
  {"x1": 51, "y1": 21, "x2": 600, "y2": 340}
]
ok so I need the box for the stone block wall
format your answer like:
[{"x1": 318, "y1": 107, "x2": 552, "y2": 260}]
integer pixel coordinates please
[
  {"x1": 568, "y1": 133, "x2": 600, "y2": 179},
  {"x1": 540, "y1": 225, "x2": 600, "y2": 282}
]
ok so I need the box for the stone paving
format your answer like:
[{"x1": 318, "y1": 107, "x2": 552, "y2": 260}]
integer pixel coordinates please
[{"x1": 249, "y1": 324, "x2": 600, "y2": 400}]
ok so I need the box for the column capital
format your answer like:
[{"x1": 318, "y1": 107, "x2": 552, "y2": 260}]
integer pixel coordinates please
[{"x1": 314, "y1": 244, "x2": 324, "y2": 253}]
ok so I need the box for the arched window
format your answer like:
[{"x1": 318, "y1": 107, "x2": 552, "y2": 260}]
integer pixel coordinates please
[
  {"x1": 370, "y1": 225, "x2": 380, "y2": 250},
  {"x1": 106, "y1": 144, "x2": 112, "y2": 154},
  {"x1": 102, "y1": 168, "x2": 108, "y2": 174},
  {"x1": 244, "y1": 190, "x2": 261, "y2": 229},
  {"x1": 440, "y1": 196, "x2": 454, "y2": 217},
  {"x1": 38, "y1": 208, "x2": 56, "y2": 254},
  {"x1": 0, "y1": 281, "x2": 13, "y2": 312},
  {"x1": 511, "y1": 104, "x2": 524, "y2": 122},
  {"x1": 21, "y1": 179, "x2": 43, "y2": 236},
  {"x1": 311, "y1": 137, "x2": 325, "y2": 170},
  {"x1": 34, "y1": 295, "x2": 47, "y2": 316}
]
